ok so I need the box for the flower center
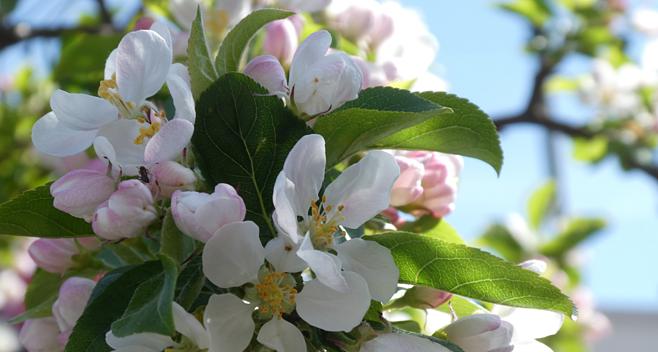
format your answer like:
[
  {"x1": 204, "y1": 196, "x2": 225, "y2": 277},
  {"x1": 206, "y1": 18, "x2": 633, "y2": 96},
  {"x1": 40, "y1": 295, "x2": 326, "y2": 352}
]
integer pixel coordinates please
[
  {"x1": 134, "y1": 109, "x2": 164, "y2": 145},
  {"x1": 309, "y1": 196, "x2": 344, "y2": 249},
  {"x1": 256, "y1": 271, "x2": 297, "y2": 319},
  {"x1": 98, "y1": 74, "x2": 138, "y2": 119}
]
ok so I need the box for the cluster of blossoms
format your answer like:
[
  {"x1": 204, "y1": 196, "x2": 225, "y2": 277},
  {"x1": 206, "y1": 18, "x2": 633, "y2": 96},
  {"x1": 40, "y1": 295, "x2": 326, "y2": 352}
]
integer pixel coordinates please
[{"x1": 13, "y1": 1, "x2": 572, "y2": 352}]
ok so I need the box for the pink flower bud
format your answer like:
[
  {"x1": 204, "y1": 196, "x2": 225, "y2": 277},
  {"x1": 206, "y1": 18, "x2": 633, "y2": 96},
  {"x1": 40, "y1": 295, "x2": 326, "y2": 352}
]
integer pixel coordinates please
[
  {"x1": 264, "y1": 19, "x2": 298, "y2": 65},
  {"x1": 27, "y1": 238, "x2": 99, "y2": 274},
  {"x1": 50, "y1": 169, "x2": 117, "y2": 222},
  {"x1": 19, "y1": 318, "x2": 63, "y2": 352},
  {"x1": 368, "y1": 10, "x2": 394, "y2": 48},
  {"x1": 444, "y1": 314, "x2": 514, "y2": 352},
  {"x1": 134, "y1": 17, "x2": 155, "y2": 31},
  {"x1": 149, "y1": 161, "x2": 197, "y2": 198},
  {"x1": 402, "y1": 286, "x2": 452, "y2": 309},
  {"x1": 171, "y1": 183, "x2": 246, "y2": 242},
  {"x1": 331, "y1": 2, "x2": 377, "y2": 41},
  {"x1": 244, "y1": 55, "x2": 289, "y2": 97},
  {"x1": 52, "y1": 277, "x2": 96, "y2": 335},
  {"x1": 352, "y1": 56, "x2": 389, "y2": 89},
  {"x1": 92, "y1": 180, "x2": 157, "y2": 240},
  {"x1": 389, "y1": 155, "x2": 424, "y2": 207}
]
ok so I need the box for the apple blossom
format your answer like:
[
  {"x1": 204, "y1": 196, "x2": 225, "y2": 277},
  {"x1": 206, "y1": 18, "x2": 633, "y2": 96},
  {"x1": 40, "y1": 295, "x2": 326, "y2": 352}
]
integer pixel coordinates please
[
  {"x1": 52, "y1": 277, "x2": 96, "y2": 340},
  {"x1": 273, "y1": 0, "x2": 331, "y2": 12},
  {"x1": 18, "y1": 318, "x2": 63, "y2": 352},
  {"x1": 269, "y1": 134, "x2": 400, "y2": 307},
  {"x1": 50, "y1": 168, "x2": 117, "y2": 221},
  {"x1": 148, "y1": 161, "x2": 197, "y2": 198},
  {"x1": 27, "y1": 238, "x2": 100, "y2": 274},
  {"x1": 247, "y1": 30, "x2": 363, "y2": 117},
  {"x1": 244, "y1": 55, "x2": 289, "y2": 97},
  {"x1": 443, "y1": 314, "x2": 514, "y2": 352},
  {"x1": 92, "y1": 180, "x2": 157, "y2": 240},
  {"x1": 328, "y1": 0, "x2": 378, "y2": 41},
  {"x1": 171, "y1": 183, "x2": 246, "y2": 242},
  {"x1": 361, "y1": 333, "x2": 452, "y2": 352},
  {"x1": 579, "y1": 59, "x2": 643, "y2": 117},
  {"x1": 264, "y1": 19, "x2": 298, "y2": 65}
]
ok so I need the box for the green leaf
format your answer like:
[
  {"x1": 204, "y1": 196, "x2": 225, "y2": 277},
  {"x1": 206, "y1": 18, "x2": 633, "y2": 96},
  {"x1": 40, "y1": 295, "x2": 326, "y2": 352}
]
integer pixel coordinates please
[
  {"x1": 527, "y1": 180, "x2": 556, "y2": 230},
  {"x1": 175, "y1": 256, "x2": 205, "y2": 310},
  {"x1": 192, "y1": 73, "x2": 311, "y2": 239},
  {"x1": 10, "y1": 270, "x2": 62, "y2": 323},
  {"x1": 65, "y1": 261, "x2": 164, "y2": 352},
  {"x1": 399, "y1": 216, "x2": 464, "y2": 244},
  {"x1": 54, "y1": 33, "x2": 121, "y2": 91},
  {"x1": 369, "y1": 232, "x2": 575, "y2": 317},
  {"x1": 160, "y1": 210, "x2": 197, "y2": 264},
  {"x1": 540, "y1": 218, "x2": 606, "y2": 257},
  {"x1": 313, "y1": 87, "x2": 450, "y2": 168},
  {"x1": 215, "y1": 8, "x2": 294, "y2": 76},
  {"x1": 477, "y1": 224, "x2": 524, "y2": 262},
  {"x1": 391, "y1": 328, "x2": 465, "y2": 352},
  {"x1": 188, "y1": 7, "x2": 218, "y2": 100},
  {"x1": 0, "y1": 184, "x2": 93, "y2": 237},
  {"x1": 572, "y1": 137, "x2": 608, "y2": 162},
  {"x1": 435, "y1": 295, "x2": 486, "y2": 317},
  {"x1": 111, "y1": 256, "x2": 178, "y2": 337},
  {"x1": 375, "y1": 92, "x2": 503, "y2": 174},
  {"x1": 498, "y1": 0, "x2": 553, "y2": 27}
]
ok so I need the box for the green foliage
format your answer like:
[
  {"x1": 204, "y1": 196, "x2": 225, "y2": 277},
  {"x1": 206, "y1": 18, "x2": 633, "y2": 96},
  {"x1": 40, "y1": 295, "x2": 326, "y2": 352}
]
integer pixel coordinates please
[
  {"x1": 527, "y1": 180, "x2": 556, "y2": 230},
  {"x1": 369, "y1": 232, "x2": 575, "y2": 317},
  {"x1": 0, "y1": 183, "x2": 94, "y2": 237},
  {"x1": 188, "y1": 7, "x2": 219, "y2": 100},
  {"x1": 160, "y1": 210, "x2": 197, "y2": 265},
  {"x1": 54, "y1": 34, "x2": 121, "y2": 92},
  {"x1": 10, "y1": 270, "x2": 63, "y2": 323},
  {"x1": 192, "y1": 73, "x2": 311, "y2": 239},
  {"x1": 499, "y1": 0, "x2": 553, "y2": 27},
  {"x1": 572, "y1": 137, "x2": 608, "y2": 162},
  {"x1": 399, "y1": 216, "x2": 464, "y2": 244},
  {"x1": 540, "y1": 218, "x2": 606, "y2": 257},
  {"x1": 435, "y1": 295, "x2": 486, "y2": 317},
  {"x1": 214, "y1": 8, "x2": 293, "y2": 75},
  {"x1": 110, "y1": 256, "x2": 178, "y2": 337},
  {"x1": 65, "y1": 261, "x2": 165, "y2": 352},
  {"x1": 392, "y1": 328, "x2": 465, "y2": 352},
  {"x1": 175, "y1": 256, "x2": 205, "y2": 310},
  {"x1": 375, "y1": 92, "x2": 503, "y2": 174},
  {"x1": 313, "y1": 87, "x2": 451, "y2": 168},
  {"x1": 478, "y1": 224, "x2": 524, "y2": 262}
]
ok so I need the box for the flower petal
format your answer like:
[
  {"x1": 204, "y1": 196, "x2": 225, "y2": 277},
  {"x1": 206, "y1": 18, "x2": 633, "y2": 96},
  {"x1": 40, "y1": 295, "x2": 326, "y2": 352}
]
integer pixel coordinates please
[
  {"x1": 296, "y1": 271, "x2": 370, "y2": 332},
  {"x1": 97, "y1": 119, "x2": 146, "y2": 176},
  {"x1": 244, "y1": 55, "x2": 289, "y2": 97},
  {"x1": 264, "y1": 237, "x2": 307, "y2": 273},
  {"x1": 282, "y1": 134, "x2": 326, "y2": 216},
  {"x1": 167, "y1": 64, "x2": 195, "y2": 123},
  {"x1": 256, "y1": 318, "x2": 306, "y2": 352},
  {"x1": 272, "y1": 173, "x2": 303, "y2": 244},
  {"x1": 116, "y1": 30, "x2": 172, "y2": 103},
  {"x1": 495, "y1": 306, "x2": 564, "y2": 341},
  {"x1": 32, "y1": 112, "x2": 98, "y2": 157},
  {"x1": 361, "y1": 333, "x2": 452, "y2": 352},
  {"x1": 150, "y1": 21, "x2": 173, "y2": 51},
  {"x1": 204, "y1": 294, "x2": 255, "y2": 352},
  {"x1": 325, "y1": 150, "x2": 400, "y2": 228},
  {"x1": 297, "y1": 234, "x2": 347, "y2": 291},
  {"x1": 144, "y1": 118, "x2": 194, "y2": 163},
  {"x1": 289, "y1": 30, "x2": 332, "y2": 89},
  {"x1": 105, "y1": 48, "x2": 118, "y2": 80},
  {"x1": 336, "y1": 238, "x2": 399, "y2": 302},
  {"x1": 173, "y1": 302, "x2": 209, "y2": 349},
  {"x1": 202, "y1": 221, "x2": 265, "y2": 288},
  {"x1": 511, "y1": 340, "x2": 554, "y2": 352},
  {"x1": 50, "y1": 90, "x2": 118, "y2": 131},
  {"x1": 105, "y1": 331, "x2": 174, "y2": 351}
]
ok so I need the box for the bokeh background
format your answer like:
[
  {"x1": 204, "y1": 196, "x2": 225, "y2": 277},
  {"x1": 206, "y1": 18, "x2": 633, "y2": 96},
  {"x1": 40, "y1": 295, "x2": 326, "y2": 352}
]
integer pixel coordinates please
[{"x1": 1, "y1": 0, "x2": 658, "y2": 351}]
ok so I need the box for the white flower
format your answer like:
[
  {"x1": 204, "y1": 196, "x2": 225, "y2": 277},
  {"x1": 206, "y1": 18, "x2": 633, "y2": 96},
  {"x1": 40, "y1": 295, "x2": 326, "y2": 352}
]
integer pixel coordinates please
[
  {"x1": 52, "y1": 277, "x2": 96, "y2": 336},
  {"x1": 361, "y1": 333, "x2": 452, "y2": 352},
  {"x1": 579, "y1": 59, "x2": 643, "y2": 117},
  {"x1": 491, "y1": 307, "x2": 564, "y2": 352},
  {"x1": 246, "y1": 31, "x2": 363, "y2": 117},
  {"x1": 443, "y1": 314, "x2": 514, "y2": 352},
  {"x1": 269, "y1": 134, "x2": 400, "y2": 314}
]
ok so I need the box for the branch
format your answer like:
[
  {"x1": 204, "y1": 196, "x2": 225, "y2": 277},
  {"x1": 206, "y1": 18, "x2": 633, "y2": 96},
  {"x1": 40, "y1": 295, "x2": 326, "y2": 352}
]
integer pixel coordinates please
[
  {"x1": 95, "y1": 0, "x2": 113, "y2": 26},
  {"x1": 0, "y1": 24, "x2": 116, "y2": 50}
]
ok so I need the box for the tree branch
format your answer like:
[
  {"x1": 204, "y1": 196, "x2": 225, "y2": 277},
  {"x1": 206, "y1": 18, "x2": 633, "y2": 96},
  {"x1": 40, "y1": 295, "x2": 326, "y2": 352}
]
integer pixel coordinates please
[
  {"x1": 0, "y1": 24, "x2": 116, "y2": 50},
  {"x1": 95, "y1": 0, "x2": 113, "y2": 26}
]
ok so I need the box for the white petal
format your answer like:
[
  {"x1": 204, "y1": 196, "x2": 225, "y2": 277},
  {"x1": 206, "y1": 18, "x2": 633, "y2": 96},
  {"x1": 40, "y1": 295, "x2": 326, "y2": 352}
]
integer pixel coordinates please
[
  {"x1": 256, "y1": 318, "x2": 306, "y2": 352},
  {"x1": 282, "y1": 134, "x2": 326, "y2": 217},
  {"x1": 144, "y1": 118, "x2": 194, "y2": 163},
  {"x1": 296, "y1": 271, "x2": 370, "y2": 332},
  {"x1": 50, "y1": 90, "x2": 118, "y2": 130},
  {"x1": 105, "y1": 331, "x2": 175, "y2": 351},
  {"x1": 173, "y1": 302, "x2": 209, "y2": 349},
  {"x1": 150, "y1": 21, "x2": 173, "y2": 51},
  {"x1": 116, "y1": 30, "x2": 172, "y2": 104},
  {"x1": 297, "y1": 234, "x2": 347, "y2": 292},
  {"x1": 204, "y1": 294, "x2": 255, "y2": 352},
  {"x1": 265, "y1": 237, "x2": 307, "y2": 273},
  {"x1": 495, "y1": 307, "x2": 564, "y2": 341},
  {"x1": 202, "y1": 221, "x2": 265, "y2": 288},
  {"x1": 97, "y1": 119, "x2": 146, "y2": 176},
  {"x1": 289, "y1": 30, "x2": 332, "y2": 90},
  {"x1": 512, "y1": 340, "x2": 554, "y2": 352},
  {"x1": 325, "y1": 151, "x2": 400, "y2": 228},
  {"x1": 361, "y1": 333, "x2": 452, "y2": 352},
  {"x1": 272, "y1": 173, "x2": 303, "y2": 244},
  {"x1": 105, "y1": 48, "x2": 118, "y2": 80},
  {"x1": 244, "y1": 55, "x2": 289, "y2": 97},
  {"x1": 336, "y1": 238, "x2": 399, "y2": 302},
  {"x1": 167, "y1": 64, "x2": 195, "y2": 122},
  {"x1": 32, "y1": 112, "x2": 97, "y2": 157}
]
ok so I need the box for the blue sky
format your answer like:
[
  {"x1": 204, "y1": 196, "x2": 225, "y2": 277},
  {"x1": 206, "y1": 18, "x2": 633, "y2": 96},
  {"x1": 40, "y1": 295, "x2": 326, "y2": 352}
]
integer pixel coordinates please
[
  {"x1": 1, "y1": 0, "x2": 656, "y2": 311},
  {"x1": 403, "y1": 0, "x2": 658, "y2": 311}
]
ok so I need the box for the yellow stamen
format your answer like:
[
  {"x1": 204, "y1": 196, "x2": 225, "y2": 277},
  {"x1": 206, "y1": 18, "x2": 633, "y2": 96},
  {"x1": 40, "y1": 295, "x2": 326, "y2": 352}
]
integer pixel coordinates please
[{"x1": 256, "y1": 271, "x2": 297, "y2": 319}]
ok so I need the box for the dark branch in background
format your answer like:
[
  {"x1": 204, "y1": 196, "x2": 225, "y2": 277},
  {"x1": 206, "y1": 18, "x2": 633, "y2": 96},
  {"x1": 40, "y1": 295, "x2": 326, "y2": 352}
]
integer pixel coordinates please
[{"x1": 0, "y1": 0, "x2": 119, "y2": 50}]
